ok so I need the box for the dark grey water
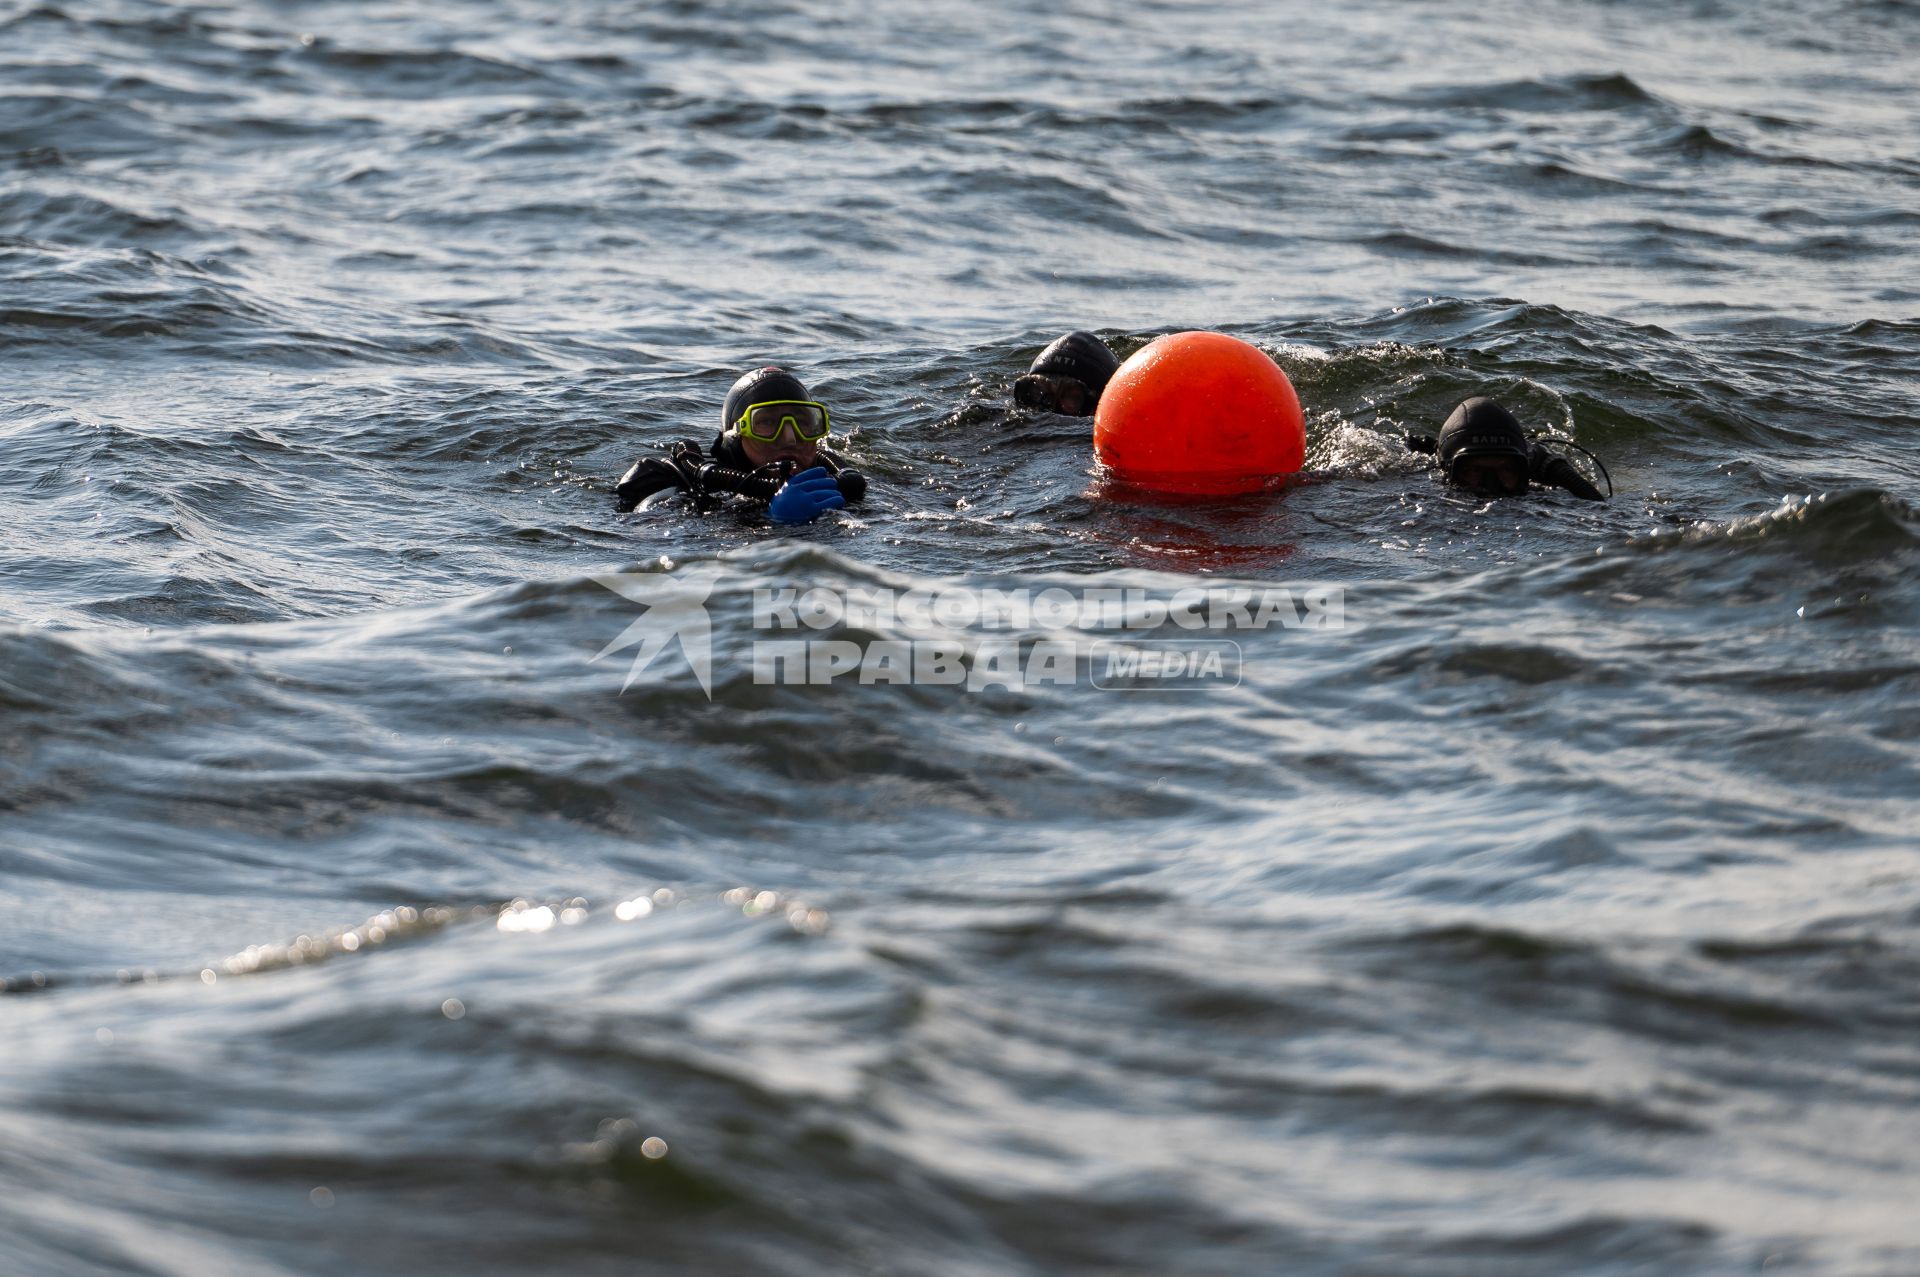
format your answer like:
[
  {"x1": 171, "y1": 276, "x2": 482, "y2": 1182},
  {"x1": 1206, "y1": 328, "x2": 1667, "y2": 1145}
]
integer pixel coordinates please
[{"x1": 4, "y1": 0, "x2": 1920, "y2": 1273}]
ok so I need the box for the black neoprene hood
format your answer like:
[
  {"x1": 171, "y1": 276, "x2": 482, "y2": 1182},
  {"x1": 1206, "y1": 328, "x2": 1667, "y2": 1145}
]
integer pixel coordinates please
[
  {"x1": 721, "y1": 366, "x2": 812, "y2": 432},
  {"x1": 1437, "y1": 397, "x2": 1529, "y2": 467},
  {"x1": 1027, "y1": 331, "x2": 1119, "y2": 397}
]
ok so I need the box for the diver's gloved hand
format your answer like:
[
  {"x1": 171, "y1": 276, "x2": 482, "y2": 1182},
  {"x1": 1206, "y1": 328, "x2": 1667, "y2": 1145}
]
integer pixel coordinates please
[
  {"x1": 766, "y1": 466, "x2": 847, "y2": 524},
  {"x1": 1528, "y1": 445, "x2": 1607, "y2": 501}
]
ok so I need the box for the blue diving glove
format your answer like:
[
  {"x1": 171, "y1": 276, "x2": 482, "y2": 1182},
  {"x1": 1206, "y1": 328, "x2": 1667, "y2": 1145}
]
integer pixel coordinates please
[{"x1": 766, "y1": 466, "x2": 847, "y2": 524}]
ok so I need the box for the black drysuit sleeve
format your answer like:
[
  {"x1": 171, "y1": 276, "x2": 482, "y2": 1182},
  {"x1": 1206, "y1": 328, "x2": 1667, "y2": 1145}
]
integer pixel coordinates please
[{"x1": 613, "y1": 449, "x2": 696, "y2": 513}]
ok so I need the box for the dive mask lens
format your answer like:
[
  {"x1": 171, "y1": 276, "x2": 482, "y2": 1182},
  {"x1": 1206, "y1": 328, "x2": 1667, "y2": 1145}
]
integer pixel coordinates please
[
  {"x1": 739, "y1": 400, "x2": 830, "y2": 443},
  {"x1": 1014, "y1": 373, "x2": 1093, "y2": 416},
  {"x1": 1451, "y1": 454, "x2": 1530, "y2": 496}
]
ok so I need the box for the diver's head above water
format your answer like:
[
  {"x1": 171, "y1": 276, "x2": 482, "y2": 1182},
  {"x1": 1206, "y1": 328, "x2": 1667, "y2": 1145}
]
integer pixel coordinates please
[
  {"x1": 1014, "y1": 331, "x2": 1120, "y2": 417},
  {"x1": 1415, "y1": 397, "x2": 1610, "y2": 501},
  {"x1": 721, "y1": 366, "x2": 832, "y2": 468},
  {"x1": 1438, "y1": 397, "x2": 1532, "y2": 497}
]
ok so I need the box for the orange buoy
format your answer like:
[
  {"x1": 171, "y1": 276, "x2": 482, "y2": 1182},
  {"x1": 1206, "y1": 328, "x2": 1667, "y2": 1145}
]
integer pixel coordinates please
[{"x1": 1092, "y1": 331, "x2": 1305, "y2": 496}]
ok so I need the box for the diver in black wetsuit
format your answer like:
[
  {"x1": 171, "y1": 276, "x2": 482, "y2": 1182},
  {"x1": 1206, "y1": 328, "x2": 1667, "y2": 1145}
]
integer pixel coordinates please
[
  {"x1": 1012, "y1": 330, "x2": 1121, "y2": 417},
  {"x1": 613, "y1": 366, "x2": 865, "y2": 523},
  {"x1": 1408, "y1": 397, "x2": 1611, "y2": 501}
]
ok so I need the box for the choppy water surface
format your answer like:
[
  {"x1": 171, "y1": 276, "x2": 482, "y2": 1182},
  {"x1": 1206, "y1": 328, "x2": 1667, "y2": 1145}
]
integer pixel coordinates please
[{"x1": 4, "y1": 0, "x2": 1920, "y2": 1272}]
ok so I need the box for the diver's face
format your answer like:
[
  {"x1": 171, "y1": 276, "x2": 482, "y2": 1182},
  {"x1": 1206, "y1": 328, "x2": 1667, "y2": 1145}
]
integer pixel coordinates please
[
  {"x1": 738, "y1": 426, "x2": 819, "y2": 469},
  {"x1": 1014, "y1": 372, "x2": 1094, "y2": 417},
  {"x1": 1449, "y1": 454, "x2": 1529, "y2": 497}
]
